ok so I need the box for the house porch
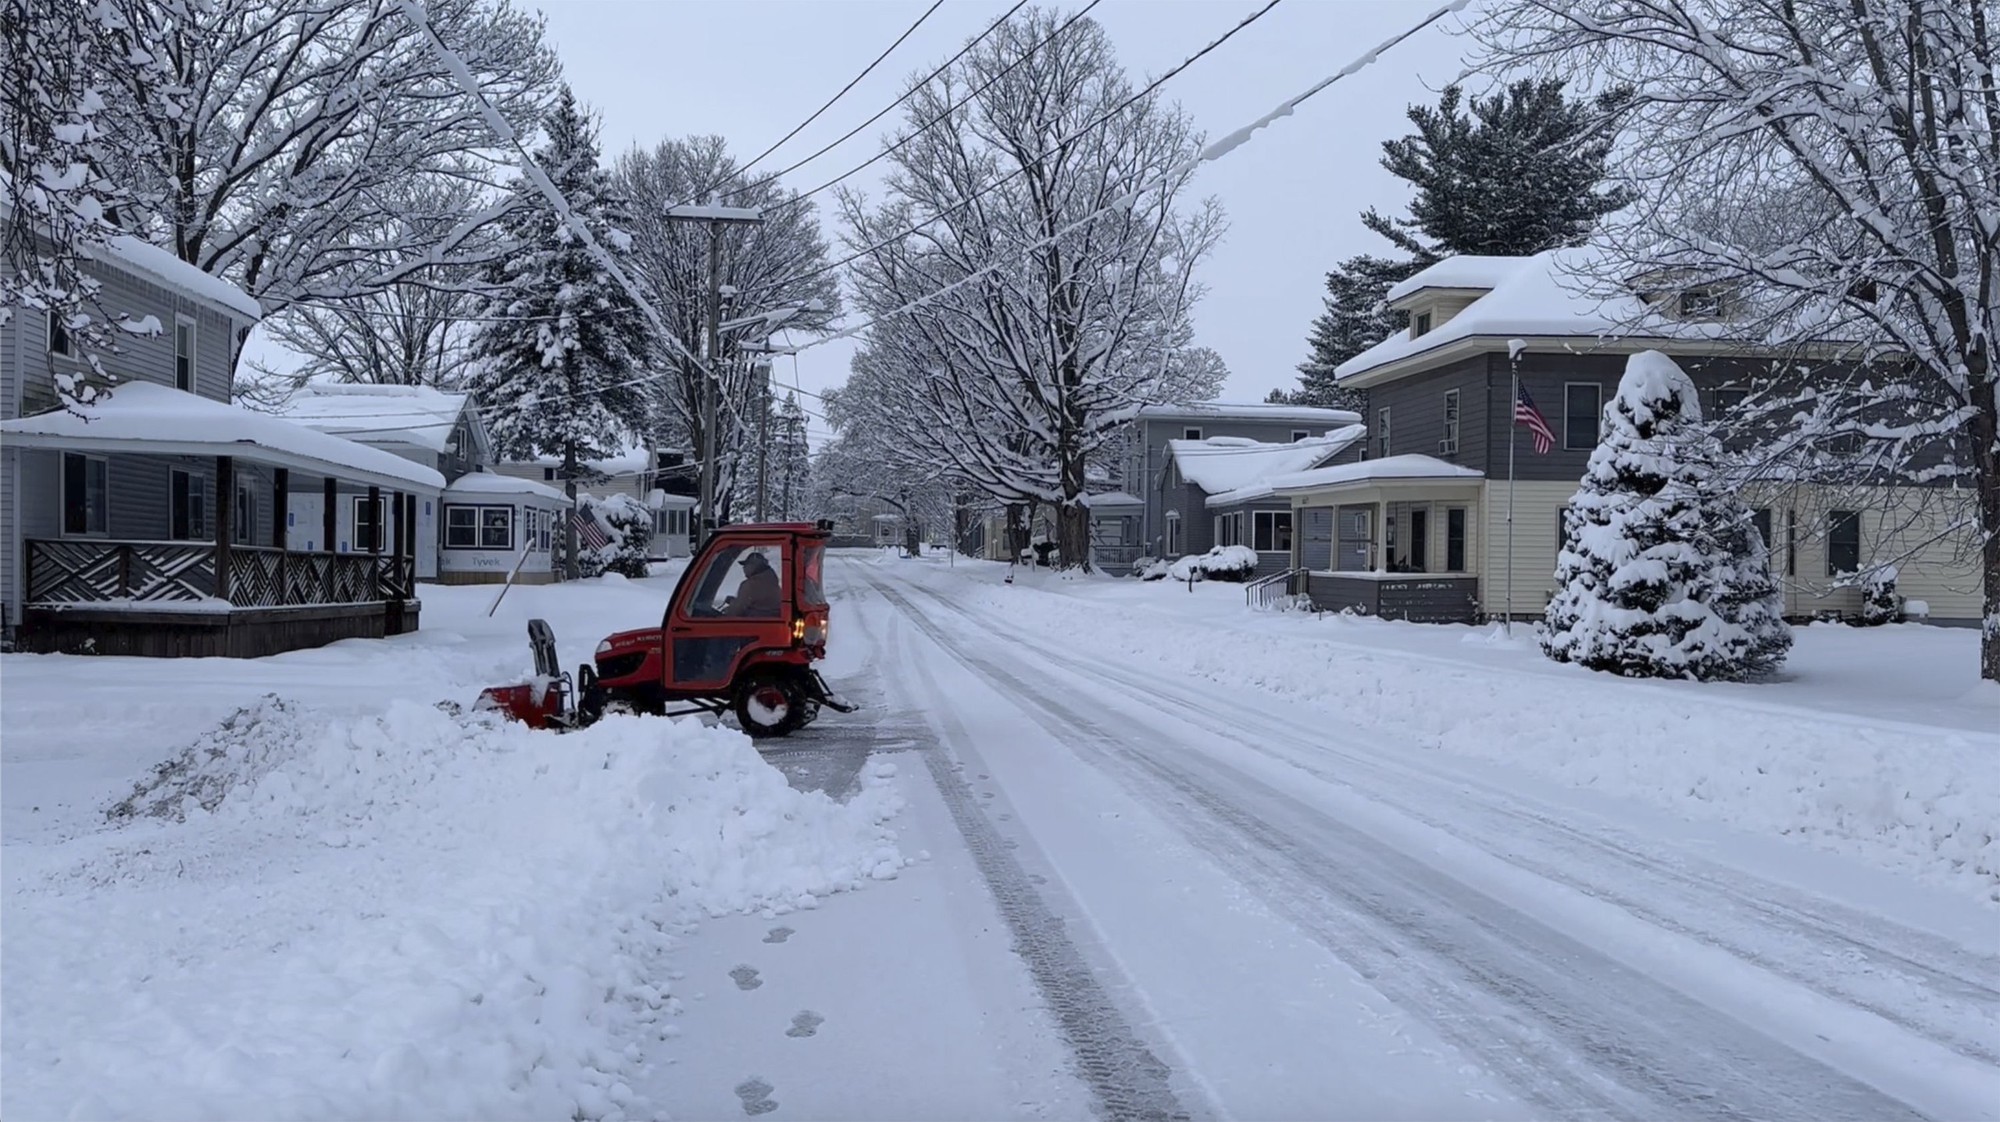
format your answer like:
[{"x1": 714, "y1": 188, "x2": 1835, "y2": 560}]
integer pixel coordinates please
[{"x1": 1285, "y1": 468, "x2": 1486, "y2": 623}]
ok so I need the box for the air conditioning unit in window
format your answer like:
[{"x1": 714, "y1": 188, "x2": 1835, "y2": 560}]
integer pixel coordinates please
[{"x1": 1438, "y1": 439, "x2": 1458, "y2": 455}]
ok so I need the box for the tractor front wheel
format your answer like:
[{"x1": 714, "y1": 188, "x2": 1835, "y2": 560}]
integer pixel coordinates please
[{"x1": 733, "y1": 670, "x2": 807, "y2": 739}]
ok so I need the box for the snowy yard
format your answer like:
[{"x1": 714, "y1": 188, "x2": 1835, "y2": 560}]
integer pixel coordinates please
[{"x1": 5, "y1": 551, "x2": 1997, "y2": 1120}]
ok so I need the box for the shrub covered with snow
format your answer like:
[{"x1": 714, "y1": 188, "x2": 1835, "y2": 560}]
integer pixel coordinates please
[
  {"x1": 1165, "y1": 544, "x2": 1260, "y2": 584},
  {"x1": 578, "y1": 493, "x2": 654, "y2": 579},
  {"x1": 1542, "y1": 351, "x2": 1791, "y2": 681},
  {"x1": 1860, "y1": 565, "x2": 1904, "y2": 626},
  {"x1": 1130, "y1": 556, "x2": 1172, "y2": 581}
]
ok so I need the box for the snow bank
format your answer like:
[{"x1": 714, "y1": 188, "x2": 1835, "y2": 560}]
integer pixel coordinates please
[
  {"x1": 945, "y1": 577, "x2": 2000, "y2": 902},
  {"x1": 5, "y1": 699, "x2": 905, "y2": 1121}
]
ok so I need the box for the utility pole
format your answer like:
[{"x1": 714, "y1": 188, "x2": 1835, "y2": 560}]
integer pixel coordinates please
[
  {"x1": 754, "y1": 359, "x2": 771, "y2": 522},
  {"x1": 664, "y1": 202, "x2": 762, "y2": 543}
]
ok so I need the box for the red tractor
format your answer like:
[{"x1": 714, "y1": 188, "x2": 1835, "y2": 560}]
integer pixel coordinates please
[{"x1": 477, "y1": 522, "x2": 853, "y2": 738}]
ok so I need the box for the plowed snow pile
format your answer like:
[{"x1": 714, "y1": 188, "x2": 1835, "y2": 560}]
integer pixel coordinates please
[{"x1": 4, "y1": 699, "x2": 906, "y2": 1121}]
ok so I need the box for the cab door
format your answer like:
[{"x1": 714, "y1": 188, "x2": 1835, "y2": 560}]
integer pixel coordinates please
[{"x1": 663, "y1": 537, "x2": 790, "y2": 692}]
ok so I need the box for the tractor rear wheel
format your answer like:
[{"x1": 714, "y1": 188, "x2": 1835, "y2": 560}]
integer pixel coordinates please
[{"x1": 733, "y1": 670, "x2": 807, "y2": 739}]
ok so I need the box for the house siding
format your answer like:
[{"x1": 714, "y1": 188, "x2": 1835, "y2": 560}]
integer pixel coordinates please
[
  {"x1": 1361, "y1": 355, "x2": 1489, "y2": 469},
  {"x1": 1134, "y1": 415, "x2": 1357, "y2": 556}
]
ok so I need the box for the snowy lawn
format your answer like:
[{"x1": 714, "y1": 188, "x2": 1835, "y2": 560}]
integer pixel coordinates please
[
  {"x1": 1, "y1": 570, "x2": 908, "y2": 1121},
  {"x1": 940, "y1": 558, "x2": 2000, "y2": 903}
]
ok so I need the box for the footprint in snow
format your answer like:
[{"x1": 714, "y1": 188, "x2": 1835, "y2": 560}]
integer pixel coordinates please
[
  {"x1": 730, "y1": 965, "x2": 763, "y2": 991},
  {"x1": 763, "y1": 926, "x2": 795, "y2": 944},
  {"x1": 735, "y1": 1077, "x2": 778, "y2": 1116},
  {"x1": 787, "y1": 1010, "x2": 825, "y2": 1038}
]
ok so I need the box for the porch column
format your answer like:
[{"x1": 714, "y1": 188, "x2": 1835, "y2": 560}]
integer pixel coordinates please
[
  {"x1": 322, "y1": 476, "x2": 337, "y2": 552},
  {"x1": 391, "y1": 491, "x2": 405, "y2": 561},
  {"x1": 404, "y1": 492, "x2": 417, "y2": 570},
  {"x1": 273, "y1": 468, "x2": 289, "y2": 606},
  {"x1": 1374, "y1": 500, "x2": 1386, "y2": 571},
  {"x1": 367, "y1": 485, "x2": 381, "y2": 555},
  {"x1": 214, "y1": 455, "x2": 234, "y2": 603}
]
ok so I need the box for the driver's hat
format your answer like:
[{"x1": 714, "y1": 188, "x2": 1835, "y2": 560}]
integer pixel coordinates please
[{"x1": 740, "y1": 550, "x2": 770, "y2": 570}]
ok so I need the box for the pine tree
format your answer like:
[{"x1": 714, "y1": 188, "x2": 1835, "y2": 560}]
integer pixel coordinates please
[
  {"x1": 1292, "y1": 79, "x2": 1632, "y2": 394},
  {"x1": 775, "y1": 392, "x2": 812, "y2": 520},
  {"x1": 1542, "y1": 351, "x2": 1791, "y2": 681},
  {"x1": 466, "y1": 86, "x2": 652, "y2": 575}
]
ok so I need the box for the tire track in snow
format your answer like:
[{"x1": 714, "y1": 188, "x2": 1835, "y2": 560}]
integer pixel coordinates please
[
  {"x1": 854, "y1": 574, "x2": 1193, "y2": 1122},
  {"x1": 893, "y1": 577, "x2": 2000, "y2": 1066},
  {"x1": 866, "y1": 571, "x2": 1947, "y2": 1121}
]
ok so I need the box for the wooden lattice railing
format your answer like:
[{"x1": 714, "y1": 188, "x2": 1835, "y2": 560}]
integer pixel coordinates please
[{"x1": 29, "y1": 541, "x2": 413, "y2": 608}]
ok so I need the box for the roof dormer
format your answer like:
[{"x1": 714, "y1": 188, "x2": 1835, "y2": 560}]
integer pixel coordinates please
[
  {"x1": 1626, "y1": 267, "x2": 1740, "y2": 323},
  {"x1": 1383, "y1": 254, "x2": 1523, "y2": 339}
]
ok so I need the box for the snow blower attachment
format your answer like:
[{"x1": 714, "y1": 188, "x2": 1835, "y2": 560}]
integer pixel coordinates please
[{"x1": 476, "y1": 522, "x2": 855, "y2": 738}]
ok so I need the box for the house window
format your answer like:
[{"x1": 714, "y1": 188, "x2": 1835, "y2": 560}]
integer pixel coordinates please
[
  {"x1": 1413, "y1": 310, "x2": 1433, "y2": 336},
  {"x1": 47, "y1": 311, "x2": 73, "y2": 357},
  {"x1": 174, "y1": 317, "x2": 196, "y2": 392},
  {"x1": 1376, "y1": 407, "x2": 1391, "y2": 459},
  {"x1": 1446, "y1": 507, "x2": 1467, "y2": 572},
  {"x1": 1679, "y1": 288, "x2": 1724, "y2": 318},
  {"x1": 1442, "y1": 389, "x2": 1460, "y2": 453},
  {"x1": 353, "y1": 495, "x2": 386, "y2": 552},
  {"x1": 444, "y1": 505, "x2": 479, "y2": 548},
  {"x1": 63, "y1": 453, "x2": 107, "y2": 536},
  {"x1": 1253, "y1": 511, "x2": 1292, "y2": 553},
  {"x1": 1713, "y1": 388, "x2": 1749, "y2": 416},
  {"x1": 481, "y1": 506, "x2": 513, "y2": 550},
  {"x1": 536, "y1": 509, "x2": 553, "y2": 551},
  {"x1": 543, "y1": 466, "x2": 558, "y2": 482},
  {"x1": 1183, "y1": 426, "x2": 1203, "y2": 441},
  {"x1": 1336, "y1": 506, "x2": 1372, "y2": 571},
  {"x1": 170, "y1": 469, "x2": 208, "y2": 540},
  {"x1": 1785, "y1": 508, "x2": 1797, "y2": 576},
  {"x1": 1291, "y1": 430, "x2": 1310, "y2": 442},
  {"x1": 1564, "y1": 384, "x2": 1602, "y2": 450},
  {"x1": 1827, "y1": 510, "x2": 1861, "y2": 575},
  {"x1": 233, "y1": 482, "x2": 256, "y2": 544},
  {"x1": 1750, "y1": 508, "x2": 1773, "y2": 553}
]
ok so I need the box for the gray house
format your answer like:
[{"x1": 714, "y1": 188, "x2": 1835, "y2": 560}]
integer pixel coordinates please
[
  {"x1": 1285, "y1": 248, "x2": 1982, "y2": 623},
  {"x1": 1, "y1": 236, "x2": 442, "y2": 655},
  {"x1": 1122, "y1": 401, "x2": 1362, "y2": 563},
  {"x1": 1156, "y1": 427, "x2": 1366, "y2": 578}
]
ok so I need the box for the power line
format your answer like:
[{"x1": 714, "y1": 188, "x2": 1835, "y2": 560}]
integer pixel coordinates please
[
  {"x1": 702, "y1": 0, "x2": 1033, "y2": 207},
  {"x1": 727, "y1": 0, "x2": 946, "y2": 190},
  {"x1": 799, "y1": 0, "x2": 1468, "y2": 356},
  {"x1": 775, "y1": 0, "x2": 1284, "y2": 294}
]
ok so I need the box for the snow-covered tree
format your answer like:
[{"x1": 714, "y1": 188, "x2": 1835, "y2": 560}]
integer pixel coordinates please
[
  {"x1": 82, "y1": 0, "x2": 557, "y2": 343},
  {"x1": 1291, "y1": 80, "x2": 1632, "y2": 401},
  {"x1": 773, "y1": 391, "x2": 812, "y2": 521},
  {"x1": 1543, "y1": 352, "x2": 1792, "y2": 681},
  {"x1": 1477, "y1": 0, "x2": 1999, "y2": 681},
  {"x1": 840, "y1": 8, "x2": 1225, "y2": 571},
  {"x1": 1, "y1": 0, "x2": 180, "y2": 406},
  {"x1": 612, "y1": 136, "x2": 839, "y2": 521},
  {"x1": 465, "y1": 87, "x2": 651, "y2": 576}
]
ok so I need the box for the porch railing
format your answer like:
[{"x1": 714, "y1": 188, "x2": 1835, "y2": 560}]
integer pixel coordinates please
[
  {"x1": 27, "y1": 540, "x2": 413, "y2": 609},
  {"x1": 1245, "y1": 567, "x2": 1304, "y2": 610}
]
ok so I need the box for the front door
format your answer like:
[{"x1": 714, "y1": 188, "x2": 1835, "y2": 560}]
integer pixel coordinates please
[
  {"x1": 1408, "y1": 507, "x2": 1429, "y2": 573},
  {"x1": 664, "y1": 538, "x2": 788, "y2": 691}
]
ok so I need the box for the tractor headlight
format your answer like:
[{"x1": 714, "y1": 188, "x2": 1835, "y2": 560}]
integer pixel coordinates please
[{"x1": 595, "y1": 639, "x2": 612, "y2": 657}]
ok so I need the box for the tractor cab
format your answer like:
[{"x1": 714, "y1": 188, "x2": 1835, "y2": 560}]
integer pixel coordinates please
[{"x1": 478, "y1": 521, "x2": 851, "y2": 738}]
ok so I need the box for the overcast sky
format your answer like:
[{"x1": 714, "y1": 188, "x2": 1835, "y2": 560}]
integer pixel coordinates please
[{"x1": 530, "y1": 0, "x2": 1474, "y2": 440}]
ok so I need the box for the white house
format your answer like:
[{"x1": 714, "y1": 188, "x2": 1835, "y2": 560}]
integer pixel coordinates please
[{"x1": 436, "y1": 471, "x2": 569, "y2": 585}]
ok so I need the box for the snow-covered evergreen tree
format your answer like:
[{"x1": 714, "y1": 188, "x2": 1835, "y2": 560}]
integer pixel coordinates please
[
  {"x1": 1542, "y1": 351, "x2": 1790, "y2": 681},
  {"x1": 466, "y1": 86, "x2": 651, "y2": 574},
  {"x1": 774, "y1": 392, "x2": 812, "y2": 520},
  {"x1": 1291, "y1": 80, "x2": 1631, "y2": 396}
]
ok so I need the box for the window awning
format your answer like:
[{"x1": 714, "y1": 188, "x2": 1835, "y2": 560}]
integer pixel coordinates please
[{"x1": 1, "y1": 382, "x2": 444, "y2": 494}]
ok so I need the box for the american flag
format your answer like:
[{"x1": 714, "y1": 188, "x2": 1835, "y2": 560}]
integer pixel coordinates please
[
  {"x1": 571, "y1": 509, "x2": 612, "y2": 550},
  {"x1": 1514, "y1": 382, "x2": 1556, "y2": 455}
]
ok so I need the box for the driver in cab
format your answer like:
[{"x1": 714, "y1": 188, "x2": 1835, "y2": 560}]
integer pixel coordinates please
[{"x1": 722, "y1": 550, "x2": 782, "y2": 617}]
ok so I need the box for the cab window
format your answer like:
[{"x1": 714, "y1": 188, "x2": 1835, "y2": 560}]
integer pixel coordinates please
[{"x1": 685, "y1": 543, "x2": 785, "y2": 618}]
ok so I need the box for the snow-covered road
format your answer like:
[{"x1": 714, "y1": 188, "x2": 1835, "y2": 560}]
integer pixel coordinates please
[{"x1": 835, "y1": 554, "x2": 2000, "y2": 1121}]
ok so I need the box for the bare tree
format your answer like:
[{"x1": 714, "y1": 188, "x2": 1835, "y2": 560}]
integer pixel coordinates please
[
  {"x1": 840, "y1": 8, "x2": 1225, "y2": 571},
  {"x1": 613, "y1": 136, "x2": 840, "y2": 521},
  {"x1": 1476, "y1": 0, "x2": 2000, "y2": 679}
]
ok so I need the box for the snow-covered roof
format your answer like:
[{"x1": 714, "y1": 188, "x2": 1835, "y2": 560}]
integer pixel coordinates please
[
  {"x1": 97, "y1": 237, "x2": 264, "y2": 321},
  {"x1": 1170, "y1": 424, "x2": 1367, "y2": 506},
  {"x1": 1137, "y1": 401, "x2": 1362, "y2": 426},
  {"x1": 645, "y1": 488, "x2": 696, "y2": 509},
  {"x1": 1082, "y1": 490, "x2": 1143, "y2": 509},
  {"x1": 273, "y1": 382, "x2": 473, "y2": 453},
  {"x1": 0, "y1": 381, "x2": 442, "y2": 492},
  {"x1": 1337, "y1": 248, "x2": 1738, "y2": 383},
  {"x1": 508, "y1": 442, "x2": 653, "y2": 475},
  {"x1": 445, "y1": 470, "x2": 568, "y2": 505},
  {"x1": 1384, "y1": 255, "x2": 1522, "y2": 304},
  {"x1": 1266, "y1": 454, "x2": 1485, "y2": 495}
]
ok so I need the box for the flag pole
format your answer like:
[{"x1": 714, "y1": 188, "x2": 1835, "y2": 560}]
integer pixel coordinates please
[{"x1": 1506, "y1": 341, "x2": 1524, "y2": 637}]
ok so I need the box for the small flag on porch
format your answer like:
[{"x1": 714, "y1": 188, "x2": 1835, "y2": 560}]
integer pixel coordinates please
[
  {"x1": 572, "y1": 509, "x2": 612, "y2": 551},
  {"x1": 1514, "y1": 382, "x2": 1555, "y2": 455}
]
